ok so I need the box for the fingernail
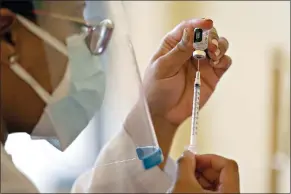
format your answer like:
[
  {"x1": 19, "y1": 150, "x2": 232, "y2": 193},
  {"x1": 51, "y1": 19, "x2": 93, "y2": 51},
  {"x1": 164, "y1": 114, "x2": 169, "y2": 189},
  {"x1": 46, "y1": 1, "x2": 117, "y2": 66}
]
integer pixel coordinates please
[
  {"x1": 215, "y1": 49, "x2": 221, "y2": 56},
  {"x1": 213, "y1": 60, "x2": 220, "y2": 66},
  {"x1": 212, "y1": 39, "x2": 219, "y2": 48},
  {"x1": 202, "y1": 18, "x2": 212, "y2": 22},
  {"x1": 229, "y1": 58, "x2": 232, "y2": 65},
  {"x1": 182, "y1": 28, "x2": 189, "y2": 43},
  {"x1": 183, "y1": 150, "x2": 193, "y2": 158},
  {"x1": 227, "y1": 58, "x2": 232, "y2": 68},
  {"x1": 183, "y1": 150, "x2": 195, "y2": 167}
]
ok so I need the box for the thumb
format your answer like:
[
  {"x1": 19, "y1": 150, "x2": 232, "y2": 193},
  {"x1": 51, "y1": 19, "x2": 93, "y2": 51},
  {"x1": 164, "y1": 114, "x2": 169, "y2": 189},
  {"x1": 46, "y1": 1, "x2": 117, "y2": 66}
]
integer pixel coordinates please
[
  {"x1": 176, "y1": 150, "x2": 198, "y2": 182},
  {"x1": 171, "y1": 150, "x2": 203, "y2": 193}
]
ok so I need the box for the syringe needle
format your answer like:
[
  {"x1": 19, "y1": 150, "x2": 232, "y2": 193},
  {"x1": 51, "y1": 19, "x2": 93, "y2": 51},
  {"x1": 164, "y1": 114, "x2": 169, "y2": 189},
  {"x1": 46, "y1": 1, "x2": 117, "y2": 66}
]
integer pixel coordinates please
[{"x1": 197, "y1": 59, "x2": 200, "y2": 71}]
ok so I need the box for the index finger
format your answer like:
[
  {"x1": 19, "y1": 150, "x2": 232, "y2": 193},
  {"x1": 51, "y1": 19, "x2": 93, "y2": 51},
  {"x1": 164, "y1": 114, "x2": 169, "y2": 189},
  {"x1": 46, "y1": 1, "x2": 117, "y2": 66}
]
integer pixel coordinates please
[
  {"x1": 176, "y1": 150, "x2": 196, "y2": 181},
  {"x1": 168, "y1": 18, "x2": 213, "y2": 41},
  {"x1": 187, "y1": 18, "x2": 213, "y2": 30}
]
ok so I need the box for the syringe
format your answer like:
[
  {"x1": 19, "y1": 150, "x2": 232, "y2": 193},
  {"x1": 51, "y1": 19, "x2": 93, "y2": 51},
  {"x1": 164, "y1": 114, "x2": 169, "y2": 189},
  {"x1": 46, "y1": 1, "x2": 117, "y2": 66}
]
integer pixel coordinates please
[
  {"x1": 188, "y1": 62, "x2": 201, "y2": 154},
  {"x1": 188, "y1": 27, "x2": 208, "y2": 154}
]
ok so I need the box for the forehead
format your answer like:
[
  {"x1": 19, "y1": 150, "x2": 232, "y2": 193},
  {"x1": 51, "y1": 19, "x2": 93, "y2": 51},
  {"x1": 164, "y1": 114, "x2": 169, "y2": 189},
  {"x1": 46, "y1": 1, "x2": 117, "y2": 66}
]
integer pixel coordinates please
[
  {"x1": 28, "y1": 1, "x2": 87, "y2": 45},
  {"x1": 36, "y1": 1, "x2": 85, "y2": 18}
]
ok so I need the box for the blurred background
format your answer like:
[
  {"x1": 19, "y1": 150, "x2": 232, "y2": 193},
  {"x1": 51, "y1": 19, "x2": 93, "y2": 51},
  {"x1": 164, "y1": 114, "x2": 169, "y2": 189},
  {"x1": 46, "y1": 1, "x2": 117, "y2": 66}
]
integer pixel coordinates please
[{"x1": 4, "y1": 1, "x2": 290, "y2": 193}]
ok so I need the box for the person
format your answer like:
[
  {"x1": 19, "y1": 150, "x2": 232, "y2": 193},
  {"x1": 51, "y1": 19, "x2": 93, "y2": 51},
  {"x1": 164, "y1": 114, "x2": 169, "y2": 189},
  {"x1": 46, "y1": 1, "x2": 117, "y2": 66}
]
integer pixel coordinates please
[{"x1": 0, "y1": 0, "x2": 239, "y2": 193}]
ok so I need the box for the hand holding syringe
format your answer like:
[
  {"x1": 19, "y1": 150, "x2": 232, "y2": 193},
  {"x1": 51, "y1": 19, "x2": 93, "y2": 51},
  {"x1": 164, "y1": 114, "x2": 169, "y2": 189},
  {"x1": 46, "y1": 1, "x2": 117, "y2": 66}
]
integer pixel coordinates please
[{"x1": 188, "y1": 28, "x2": 209, "y2": 154}]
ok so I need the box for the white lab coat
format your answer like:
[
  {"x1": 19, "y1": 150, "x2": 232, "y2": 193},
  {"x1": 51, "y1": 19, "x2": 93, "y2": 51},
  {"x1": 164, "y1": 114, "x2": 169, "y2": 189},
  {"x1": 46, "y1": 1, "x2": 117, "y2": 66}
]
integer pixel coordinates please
[{"x1": 1, "y1": 129, "x2": 176, "y2": 193}]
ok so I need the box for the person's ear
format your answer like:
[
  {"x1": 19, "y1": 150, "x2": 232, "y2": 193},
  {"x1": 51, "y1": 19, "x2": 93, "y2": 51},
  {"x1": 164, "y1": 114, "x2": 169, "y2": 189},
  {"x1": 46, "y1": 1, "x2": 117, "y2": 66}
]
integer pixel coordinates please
[
  {"x1": 0, "y1": 8, "x2": 16, "y2": 36},
  {"x1": 0, "y1": 9, "x2": 17, "y2": 66}
]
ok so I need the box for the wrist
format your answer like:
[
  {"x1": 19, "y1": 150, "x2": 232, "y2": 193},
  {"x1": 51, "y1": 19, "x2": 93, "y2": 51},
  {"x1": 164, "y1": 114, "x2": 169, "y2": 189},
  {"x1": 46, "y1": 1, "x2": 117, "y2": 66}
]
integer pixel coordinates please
[
  {"x1": 150, "y1": 114, "x2": 178, "y2": 170},
  {"x1": 124, "y1": 100, "x2": 178, "y2": 170}
]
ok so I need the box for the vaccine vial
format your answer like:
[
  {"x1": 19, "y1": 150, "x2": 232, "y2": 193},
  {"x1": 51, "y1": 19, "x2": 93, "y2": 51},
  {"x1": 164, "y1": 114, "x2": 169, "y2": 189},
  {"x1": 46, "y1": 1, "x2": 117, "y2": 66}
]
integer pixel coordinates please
[{"x1": 193, "y1": 28, "x2": 208, "y2": 60}]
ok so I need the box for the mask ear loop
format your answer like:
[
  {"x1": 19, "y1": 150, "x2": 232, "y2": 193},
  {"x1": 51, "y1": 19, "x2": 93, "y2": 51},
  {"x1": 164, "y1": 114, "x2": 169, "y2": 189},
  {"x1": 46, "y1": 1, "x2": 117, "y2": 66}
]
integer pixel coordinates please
[
  {"x1": 16, "y1": 14, "x2": 68, "y2": 56},
  {"x1": 7, "y1": 15, "x2": 70, "y2": 104},
  {"x1": 8, "y1": 54, "x2": 52, "y2": 104}
]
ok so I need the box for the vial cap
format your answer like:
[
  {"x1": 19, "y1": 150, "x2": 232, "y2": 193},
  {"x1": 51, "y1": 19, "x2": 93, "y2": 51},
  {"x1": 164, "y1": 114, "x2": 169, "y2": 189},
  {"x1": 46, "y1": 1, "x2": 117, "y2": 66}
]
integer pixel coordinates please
[{"x1": 193, "y1": 50, "x2": 206, "y2": 60}]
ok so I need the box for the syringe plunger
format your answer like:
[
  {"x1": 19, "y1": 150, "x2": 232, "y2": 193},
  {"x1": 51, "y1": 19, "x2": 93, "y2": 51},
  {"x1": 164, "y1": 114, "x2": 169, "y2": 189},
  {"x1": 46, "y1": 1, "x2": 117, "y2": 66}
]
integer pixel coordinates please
[{"x1": 195, "y1": 71, "x2": 201, "y2": 85}]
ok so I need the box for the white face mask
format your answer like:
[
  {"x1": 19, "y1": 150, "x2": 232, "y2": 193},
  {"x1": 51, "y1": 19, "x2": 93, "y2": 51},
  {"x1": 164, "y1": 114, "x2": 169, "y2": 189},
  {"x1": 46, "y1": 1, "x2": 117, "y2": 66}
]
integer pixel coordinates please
[{"x1": 10, "y1": 15, "x2": 106, "y2": 151}]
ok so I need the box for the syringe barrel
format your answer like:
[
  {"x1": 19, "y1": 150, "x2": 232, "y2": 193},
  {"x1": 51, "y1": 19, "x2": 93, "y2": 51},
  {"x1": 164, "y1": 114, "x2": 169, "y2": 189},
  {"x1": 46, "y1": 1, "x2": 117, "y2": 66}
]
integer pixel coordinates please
[{"x1": 190, "y1": 82, "x2": 200, "y2": 147}]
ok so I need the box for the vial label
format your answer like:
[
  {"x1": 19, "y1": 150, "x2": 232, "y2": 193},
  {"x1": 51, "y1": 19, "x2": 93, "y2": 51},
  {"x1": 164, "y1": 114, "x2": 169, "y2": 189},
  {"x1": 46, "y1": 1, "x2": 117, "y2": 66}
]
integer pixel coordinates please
[
  {"x1": 193, "y1": 29, "x2": 209, "y2": 51},
  {"x1": 194, "y1": 28, "x2": 203, "y2": 43}
]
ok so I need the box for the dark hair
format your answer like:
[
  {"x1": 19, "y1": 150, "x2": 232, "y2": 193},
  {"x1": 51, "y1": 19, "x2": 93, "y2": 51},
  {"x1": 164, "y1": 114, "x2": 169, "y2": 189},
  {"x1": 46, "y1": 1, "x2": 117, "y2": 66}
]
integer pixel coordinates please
[
  {"x1": 1, "y1": 0, "x2": 36, "y2": 45},
  {"x1": 1, "y1": 0, "x2": 36, "y2": 22}
]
